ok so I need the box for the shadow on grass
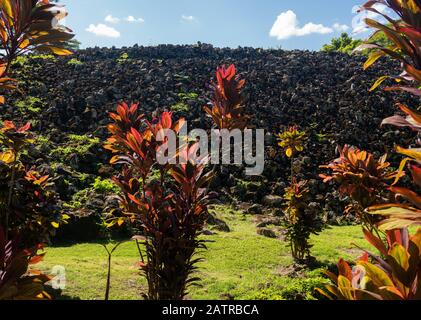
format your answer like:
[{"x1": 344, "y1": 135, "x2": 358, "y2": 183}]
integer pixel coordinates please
[
  {"x1": 46, "y1": 287, "x2": 82, "y2": 301},
  {"x1": 49, "y1": 237, "x2": 132, "y2": 248},
  {"x1": 291, "y1": 255, "x2": 337, "y2": 272}
]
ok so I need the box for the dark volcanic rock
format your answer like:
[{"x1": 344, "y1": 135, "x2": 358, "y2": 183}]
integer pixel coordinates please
[
  {"x1": 2, "y1": 43, "x2": 418, "y2": 223},
  {"x1": 207, "y1": 213, "x2": 230, "y2": 232},
  {"x1": 263, "y1": 195, "x2": 284, "y2": 207},
  {"x1": 257, "y1": 227, "x2": 277, "y2": 238},
  {"x1": 246, "y1": 204, "x2": 264, "y2": 215}
]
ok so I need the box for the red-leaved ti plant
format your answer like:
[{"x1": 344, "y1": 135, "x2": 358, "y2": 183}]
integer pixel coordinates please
[
  {"x1": 204, "y1": 64, "x2": 249, "y2": 130},
  {"x1": 105, "y1": 103, "x2": 212, "y2": 300},
  {"x1": 0, "y1": 0, "x2": 74, "y2": 301},
  {"x1": 0, "y1": 121, "x2": 67, "y2": 247},
  {"x1": 0, "y1": 227, "x2": 52, "y2": 300},
  {"x1": 105, "y1": 65, "x2": 248, "y2": 300}
]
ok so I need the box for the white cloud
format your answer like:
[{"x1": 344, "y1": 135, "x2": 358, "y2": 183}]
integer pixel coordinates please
[
  {"x1": 351, "y1": 4, "x2": 389, "y2": 35},
  {"x1": 86, "y1": 24, "x2": 120, "y2": 38},
  {"x1": 105, "y1": 14, "x2": 120, "y2": 24},
  {"x1": 181, "y1": 15, "x2": 196, "y2": 22},
  {"x1": 333, "y1": 23, "x2": 349, "y2": 32},
  {"x1": 125, "y1": 16, "x2": 145, "y2": 23},
  {"x1": 270, "y1": 10, "x2": 333, "y2": 40}
]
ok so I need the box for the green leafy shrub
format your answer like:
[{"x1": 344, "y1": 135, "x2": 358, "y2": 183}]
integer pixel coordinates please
[
  {"x1": 92, "y1": 177, "x2": 119, "y2": 194},
  {"x1": 282, "y1": 179, "x2": 324, "y2": 261},
  {"x1": 171, "y1": 92, "x2": 199, "y2": 113},
  {"x1": 15, "y1": 96, "x2": 43, "y2": 113},
  {"x1": 281, "y1": 276, "x2": 328, "y2": 300},
  {"x1": 67, "y1": 58, "x2": 83, "y2": 66},
  {"x1": 58, "y1": 186, "x2": 113, "y2": 242},
  {"x1": 171, "y1": 102, "x2": 190, "y2": 113},
  {"x1": 51, "y1": 134, "x2": 100, "y2": 158},
  {"x1": 321, "y1": 33, "x2": 363, "y2": 54},
  {"x1": 116, "y1": 52, "x2": 130, "y2": 64},
  {"x1": 10, "y1": 56, "x2": 29, "y2": 68},
  {"x1": 178, "y1": 92, "x2": 199, "y2": 100},
  {"x1": 30, "y1": 54, "x2": 56, "y2": 61}
]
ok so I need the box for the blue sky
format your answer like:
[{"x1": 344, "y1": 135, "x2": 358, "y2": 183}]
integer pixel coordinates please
[{"x1": 60, "y1": 0, "x2": 374, "y2": 50}]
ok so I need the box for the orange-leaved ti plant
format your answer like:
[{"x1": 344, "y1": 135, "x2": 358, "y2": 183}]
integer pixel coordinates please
[
  {"x1": 358, "y1": 0, "x2": 421, "y2": 95},
  {"x1": 203, "y1": 64, "x2": 249, "y2": 130},
  {"x1": 0, "y1": 121, "x2": 67, "y2": 247},
  {"x1": 0, "y1": 0, "x2": 74, "y2": 103},
  {"x1": 0, "y1": 0, "x2": 73, "y2": 300},
  {"x1": 0, "y1": 227, "x2": 52, "y2": 300},
  {"x1": 316, "y1": 228, "x2": 421, "y2": 300},
  {"x1": 0, "y1": 0, "x2": 74, "y2": 64},
  {"x1": 367, "y1": 105, "x2": 421, "y2": 230},
  {"x1": 357, "y1": 0, "x2": 421, "y2": 230},
  {"x1": 315, "y1": 1, "x2": 421, "y2": 301},
  {"x1": 0, "y1": 63, "x2": 14, "y2": 104},
  {"x1": 320, "y1": 145, "x2": 399, "y2": 230},
  {"x1": 105, "y1": 103, "x2": 213, "y2": 300}
]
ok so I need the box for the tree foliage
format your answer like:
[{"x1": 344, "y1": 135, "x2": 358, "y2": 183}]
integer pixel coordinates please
[{"x1": 321, "y1": 33, "x2": 363, "y2": 54}]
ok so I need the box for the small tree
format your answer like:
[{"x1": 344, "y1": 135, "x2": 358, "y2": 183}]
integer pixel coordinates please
[
  {"x1": 321, "y1": 33, "x2": 363, "y2": 54},
  {"x1": 322, "y1": 32, "x2": 392, "y2": 55}
]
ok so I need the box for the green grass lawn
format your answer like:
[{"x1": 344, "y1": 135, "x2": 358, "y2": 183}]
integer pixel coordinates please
[{"x1": 39, "y1": 206, "x2": 372, "y2": 300}]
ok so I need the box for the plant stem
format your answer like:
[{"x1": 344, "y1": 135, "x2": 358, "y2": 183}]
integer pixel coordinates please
[
  {"x1": 290, "y1": 155, "x2": 294, "y2": 184},
  {"x1": 105, "y1": 249, "x2": 111, "y2": 301},
  {"x1": 102, "y1": 242, "x2": 123, "y2": 301},
  {"x1": 5, "y1": 162, "x2": 16, "y2": 243},
  {"x1": 135, "y1": 239, "x2": 144, "y2": 263}
]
